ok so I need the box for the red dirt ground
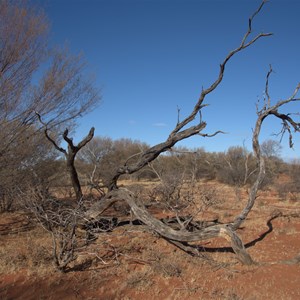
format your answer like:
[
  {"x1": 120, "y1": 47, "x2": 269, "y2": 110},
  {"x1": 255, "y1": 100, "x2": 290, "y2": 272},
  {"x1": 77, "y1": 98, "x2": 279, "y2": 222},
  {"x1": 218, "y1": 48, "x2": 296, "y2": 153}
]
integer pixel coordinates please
[{"x1": 1, "y1": 183, "x2": 300, "y2": 299}]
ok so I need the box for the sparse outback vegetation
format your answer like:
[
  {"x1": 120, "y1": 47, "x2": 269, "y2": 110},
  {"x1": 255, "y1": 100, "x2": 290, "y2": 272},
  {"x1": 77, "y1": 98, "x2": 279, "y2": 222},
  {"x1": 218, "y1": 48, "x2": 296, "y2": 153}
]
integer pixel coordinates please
[{"x1": 1, "y1": 0, "x2": 300, "y2": 299}]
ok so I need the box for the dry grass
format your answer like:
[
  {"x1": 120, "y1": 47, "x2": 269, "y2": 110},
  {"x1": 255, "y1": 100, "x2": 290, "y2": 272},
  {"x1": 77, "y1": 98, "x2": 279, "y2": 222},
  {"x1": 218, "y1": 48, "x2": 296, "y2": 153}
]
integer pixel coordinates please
[
  {"x1": 0, "y1": 226, "x2": 53, "y2": 275},
  {"x1": 126, "y1": 266, "x2": 153, "y2": 290}
]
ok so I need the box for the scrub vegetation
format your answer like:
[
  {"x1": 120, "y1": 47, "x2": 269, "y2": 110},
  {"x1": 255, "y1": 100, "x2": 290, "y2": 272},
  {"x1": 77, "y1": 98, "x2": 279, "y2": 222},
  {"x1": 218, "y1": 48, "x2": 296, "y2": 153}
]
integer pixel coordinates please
[{"x1": 1, "y1": 1, "x2": 300, "y2": 299}]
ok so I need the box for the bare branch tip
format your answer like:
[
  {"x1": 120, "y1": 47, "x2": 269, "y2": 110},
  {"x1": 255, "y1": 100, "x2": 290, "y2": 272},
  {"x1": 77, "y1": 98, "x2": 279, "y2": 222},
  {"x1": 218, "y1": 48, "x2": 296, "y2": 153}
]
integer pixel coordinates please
[{"x1": 63, "y1": 128, "x2": 69, "y2": 136}]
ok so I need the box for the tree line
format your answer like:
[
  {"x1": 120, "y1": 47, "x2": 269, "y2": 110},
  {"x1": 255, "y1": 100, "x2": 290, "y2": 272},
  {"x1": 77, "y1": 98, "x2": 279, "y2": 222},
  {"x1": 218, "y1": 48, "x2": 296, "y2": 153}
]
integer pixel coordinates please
[{"x1": 0, "y1": 126, "x2": 295, "y2": 212}]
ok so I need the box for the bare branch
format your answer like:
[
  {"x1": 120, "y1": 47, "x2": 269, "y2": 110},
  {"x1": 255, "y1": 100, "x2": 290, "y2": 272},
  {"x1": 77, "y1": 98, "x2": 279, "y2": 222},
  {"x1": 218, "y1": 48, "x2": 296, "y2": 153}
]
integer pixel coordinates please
[
  {"x1": 106, "y1": 1, "x2": 272, "y2": 190},
  {"x1": 36, "y1": 112, "x2": 66, "y2": 154},
  {"x1": 265, "y1": 65, "x2": 273, "y2": 109},
  {"x1": 199, "y1": 130, "x2": 226, "y2": 138},
  {"x1": 232, "y1": 73, "x2": 300, "y2": 229},
  {"x1": 170, "y1": 1, "x2": 272, "y2": 137},
  {"x1": 77, "y1": 127, "x2": 95, "y2": 149}
]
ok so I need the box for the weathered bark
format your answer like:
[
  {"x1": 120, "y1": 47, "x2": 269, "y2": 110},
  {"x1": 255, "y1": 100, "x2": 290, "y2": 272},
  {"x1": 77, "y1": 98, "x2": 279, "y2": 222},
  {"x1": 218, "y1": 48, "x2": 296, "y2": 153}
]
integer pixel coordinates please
[
  {"x1": 219, "y1": 226, "x2": 254, "y2": 265},
  {"x1": 108, "y1": 123, "x2": 207, "y2": 190},
  {"x1": 66, "y1": 153, "x2": 82, "y2": 202},
  {"x1": 62, "y1": 128, "x2": 95, "y2": 201},
  {"x1": 37, "y1": 112, "x2": 95, "y2": 202},
  {"x1": 86, "y1": 197, "x2": 120, "y2": 219},
  {"x1": 87, "y1": 188, "x2": 254, "y2": 265}
]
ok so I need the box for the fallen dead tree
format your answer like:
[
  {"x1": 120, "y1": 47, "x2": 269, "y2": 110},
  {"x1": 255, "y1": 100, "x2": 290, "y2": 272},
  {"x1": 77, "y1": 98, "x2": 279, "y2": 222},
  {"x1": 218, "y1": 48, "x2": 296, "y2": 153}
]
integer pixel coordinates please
[
  {"x1": 86, "y1": 63, "x2": 300, "y2": 265},
  {"x1": 86, "y1": 1, "x2": 284, "y2": 265}
]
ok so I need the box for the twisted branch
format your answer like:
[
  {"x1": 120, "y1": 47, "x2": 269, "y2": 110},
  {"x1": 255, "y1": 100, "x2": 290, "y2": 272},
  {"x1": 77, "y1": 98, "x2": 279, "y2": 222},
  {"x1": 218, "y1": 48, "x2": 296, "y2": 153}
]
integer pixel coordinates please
[{"x1": 108, "y1": 1, "x2": 272, "y2": 190}]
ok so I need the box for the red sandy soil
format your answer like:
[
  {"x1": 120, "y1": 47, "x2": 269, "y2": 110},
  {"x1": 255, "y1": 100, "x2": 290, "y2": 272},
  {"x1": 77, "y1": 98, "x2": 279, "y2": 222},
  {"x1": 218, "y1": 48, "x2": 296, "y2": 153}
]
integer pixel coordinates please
[{"x1": 1, "y1": 183, "x2": 300, "y2": 299}]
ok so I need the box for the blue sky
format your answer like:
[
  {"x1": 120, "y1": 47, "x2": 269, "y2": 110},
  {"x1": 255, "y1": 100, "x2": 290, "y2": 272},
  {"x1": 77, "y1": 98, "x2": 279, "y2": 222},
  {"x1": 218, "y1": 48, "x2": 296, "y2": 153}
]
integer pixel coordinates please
[{"x1": 36, "y1": 0, "x2": 300, "y2": 159}]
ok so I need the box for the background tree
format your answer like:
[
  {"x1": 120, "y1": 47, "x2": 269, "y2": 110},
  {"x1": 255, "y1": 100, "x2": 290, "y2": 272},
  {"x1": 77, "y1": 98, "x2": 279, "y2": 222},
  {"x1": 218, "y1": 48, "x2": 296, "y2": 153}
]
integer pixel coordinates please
[
  {"x1": 78, "y1": 137, "x2": 149, "y2": 188},
  {"x1": 77, "y1": 136, "x2": 114, "y2": 195},
  {"x1": 0, "y1": 0, "x2": 100, "y2": 210},
  {"x1": 0, "y1": 126, "x2": 59, "y2": 212},
  {"x1": 260, "y1": 139, "x2": 284, "y2": 187},
  {"x1": 276, "y1": 158, "x2": 300, "y2": 200},
  {"x1": 261, "y1": 139, "x2": 282, "y2": 159},
  {"x1": 216, "y1": 146, "x2": 257, "y2": 188},
  {"x1": 181, "y1": 147, "x2": 217, "y2": 181}
]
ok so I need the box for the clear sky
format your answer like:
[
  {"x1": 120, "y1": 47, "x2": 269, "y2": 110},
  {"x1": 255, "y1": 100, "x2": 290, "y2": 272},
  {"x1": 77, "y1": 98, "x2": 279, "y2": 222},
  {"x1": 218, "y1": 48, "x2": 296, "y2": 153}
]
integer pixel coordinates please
[{"x1": 35, "y1": 0, "x2": 300, "y2": 159}]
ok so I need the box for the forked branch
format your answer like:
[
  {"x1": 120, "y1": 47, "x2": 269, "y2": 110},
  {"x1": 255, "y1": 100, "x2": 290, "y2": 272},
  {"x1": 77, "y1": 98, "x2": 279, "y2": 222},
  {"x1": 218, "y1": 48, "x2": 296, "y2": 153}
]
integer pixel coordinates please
[{"x1": 36, "y1": 112, "x2": 95, "y2": 202}]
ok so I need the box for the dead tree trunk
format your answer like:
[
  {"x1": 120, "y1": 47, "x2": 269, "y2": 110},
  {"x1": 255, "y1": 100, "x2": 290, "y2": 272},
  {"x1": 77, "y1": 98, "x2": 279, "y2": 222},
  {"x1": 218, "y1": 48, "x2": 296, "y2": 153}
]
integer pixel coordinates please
[
  {"x1": 61, "y1": 128, "x2": 95, "y2": 201},
  {"x1": 89, "y1": 188, "x2": 254, "y2": 264},
  {"x1": 37, "y1": 112, "x2": 95, "y2": 202}
]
